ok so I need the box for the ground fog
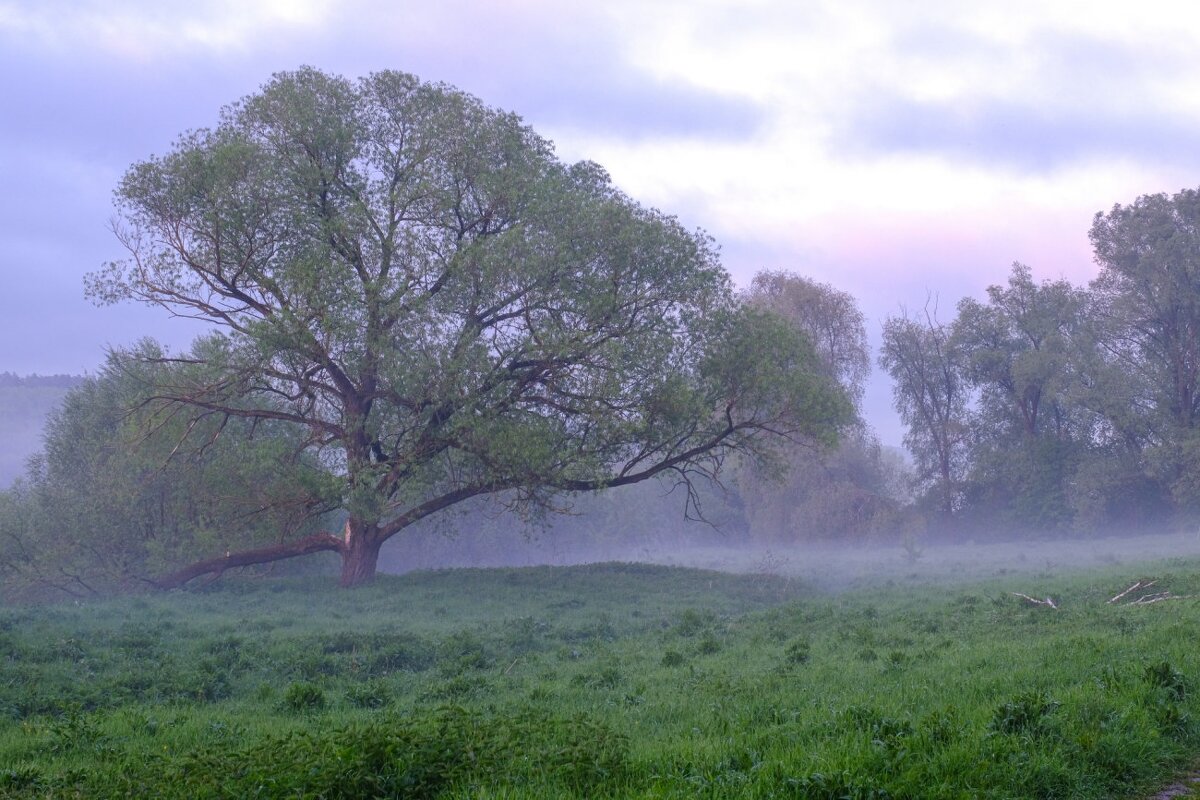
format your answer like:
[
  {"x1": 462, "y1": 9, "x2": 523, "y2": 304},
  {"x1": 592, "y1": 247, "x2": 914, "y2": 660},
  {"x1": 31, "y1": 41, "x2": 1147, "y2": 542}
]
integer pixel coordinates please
[{"x1": 382, "y1": 528, "x2": 1200, "y2": 593}]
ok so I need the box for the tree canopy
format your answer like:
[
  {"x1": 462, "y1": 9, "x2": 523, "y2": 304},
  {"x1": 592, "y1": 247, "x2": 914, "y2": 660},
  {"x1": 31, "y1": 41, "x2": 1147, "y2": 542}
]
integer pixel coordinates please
[{"x1": 84, "y1": 67, "x2": 850, "y2": 587}]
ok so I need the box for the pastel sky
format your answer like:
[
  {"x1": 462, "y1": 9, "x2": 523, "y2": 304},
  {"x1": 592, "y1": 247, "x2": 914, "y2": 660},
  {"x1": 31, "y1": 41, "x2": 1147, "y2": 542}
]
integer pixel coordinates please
[{"x1": 3, "y1": 0, "x2": 1200, "y2": 445}]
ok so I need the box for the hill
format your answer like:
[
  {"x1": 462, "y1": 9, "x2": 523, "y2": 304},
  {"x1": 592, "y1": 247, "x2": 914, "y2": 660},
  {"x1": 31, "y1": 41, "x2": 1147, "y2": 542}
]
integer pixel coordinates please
[{"x1": 0, "y1": 373, "x2": 84, "y2": 487}]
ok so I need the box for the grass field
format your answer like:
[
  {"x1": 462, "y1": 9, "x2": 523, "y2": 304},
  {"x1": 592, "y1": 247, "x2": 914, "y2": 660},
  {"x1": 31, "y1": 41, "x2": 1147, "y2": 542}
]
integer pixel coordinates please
[{"x1": 2, "y1": 558, "x2": 1200, "y2": 798}]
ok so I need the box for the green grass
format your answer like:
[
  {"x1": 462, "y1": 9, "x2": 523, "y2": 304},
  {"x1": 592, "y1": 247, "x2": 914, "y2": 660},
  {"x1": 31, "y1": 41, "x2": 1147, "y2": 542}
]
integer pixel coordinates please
[{"x1": 2, "y1": 560, "x2": 1200, "y2": 797}]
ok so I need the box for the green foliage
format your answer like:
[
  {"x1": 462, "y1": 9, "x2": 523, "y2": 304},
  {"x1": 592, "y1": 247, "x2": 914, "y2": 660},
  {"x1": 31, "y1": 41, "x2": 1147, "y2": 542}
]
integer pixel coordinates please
[
  {"x1": 783, "y1": 637, "x2": 810, "y2": 664},
  {"x1": 781, "y1": 771, "x2": 892, "y2": 799},
  {"x1": 1144, "y1": 660, "x2": 1188, "y2": 700},
  {"x1": 344, "y1": 680, "x2": 393, "y2": 710},
  {"x1": 660, "y1": 648, "x2": 685, "y2": 667}
]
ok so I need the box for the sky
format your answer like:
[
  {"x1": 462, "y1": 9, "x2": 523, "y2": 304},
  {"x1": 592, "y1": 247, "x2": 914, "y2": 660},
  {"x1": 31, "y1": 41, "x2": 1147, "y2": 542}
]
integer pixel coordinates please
[{"x1": 3, "y1": 0, "x2": 1200, "y2": 446}]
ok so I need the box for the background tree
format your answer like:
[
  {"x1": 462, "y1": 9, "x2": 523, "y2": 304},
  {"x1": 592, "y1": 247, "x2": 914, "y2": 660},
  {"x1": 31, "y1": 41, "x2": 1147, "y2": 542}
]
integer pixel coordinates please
[
  {"x1": 951, "y1": 263, "x2": 1086, "y2": 530},
  {"x1": 879, "y1": 302, "x2": 972, "y2": 519},
  {"x1": 744, "y1": 271, "x2": 870, "y2": 406},
  {"x1": 86, "y1": 68, "x2": 850, "y2": 588},
  {"x1": 1088, "y1": 188, "x2": 1200, "y2": 517},
  {"x1": 736, "y1": 271, "x2": 902, "y2": 542}
]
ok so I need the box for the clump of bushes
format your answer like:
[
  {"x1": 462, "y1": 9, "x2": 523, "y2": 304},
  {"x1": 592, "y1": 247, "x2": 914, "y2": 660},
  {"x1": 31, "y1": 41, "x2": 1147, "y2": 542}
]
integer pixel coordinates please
[
  {"x1": 990, "y1": 690, "x2": 1059, "y2": 735},
  {"x1": 784, "y1": 638, "x2": 810, "y2": 665},
  {"x1": 661, "y1": 649, "x2": 685, "y2": 667},
  {"x1": 344, "y1": 679, "x2": 392, "y2": 710},
  {"x1": 282, "y1": 682, "x2": 326, "y2": 712}
]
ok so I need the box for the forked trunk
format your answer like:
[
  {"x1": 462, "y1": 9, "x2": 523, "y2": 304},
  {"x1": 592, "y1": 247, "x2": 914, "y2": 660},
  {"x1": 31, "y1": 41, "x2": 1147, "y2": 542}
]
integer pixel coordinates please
[{"x1": 339, "y1": 519, "x2": 384, "y2": 587}]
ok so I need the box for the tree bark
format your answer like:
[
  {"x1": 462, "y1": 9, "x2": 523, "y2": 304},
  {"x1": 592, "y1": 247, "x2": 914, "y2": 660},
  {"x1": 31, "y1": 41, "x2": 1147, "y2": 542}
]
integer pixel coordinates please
[{"x1": 339, "y1": 521, "x2": 384, "y2": 588}]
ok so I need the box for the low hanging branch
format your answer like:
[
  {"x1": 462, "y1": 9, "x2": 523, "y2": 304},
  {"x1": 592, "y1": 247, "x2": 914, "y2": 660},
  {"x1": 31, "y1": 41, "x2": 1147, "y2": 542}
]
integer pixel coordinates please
[
  {"x1": 1011, "y1": 592, "x2": 1057, "y2": 609},
  {"x1": 153, "y1": 533, "x2": 344, "y2": 590}
]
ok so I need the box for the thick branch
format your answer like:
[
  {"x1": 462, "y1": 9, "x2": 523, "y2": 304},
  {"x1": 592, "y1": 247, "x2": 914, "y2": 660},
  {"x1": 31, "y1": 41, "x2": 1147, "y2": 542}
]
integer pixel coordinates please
[
  {"x1": 552, "y1": 418, "x2": 743, "y2": 492},
  {"x1": 153, "y1": 532, "x2": 344, "y2": 590},
  {"x1": 377, "y1": 484, "x2": 492, "y2": 539}
]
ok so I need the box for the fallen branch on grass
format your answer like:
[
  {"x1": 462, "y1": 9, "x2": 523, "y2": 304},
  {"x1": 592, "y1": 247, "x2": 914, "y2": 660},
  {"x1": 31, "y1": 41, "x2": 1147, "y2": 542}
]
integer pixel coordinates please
[
  {"x1": 1107, "y1": 579, "x2": 1194, "y2": 606},
  {"x1": 1127, "y1": 592, "x2": 1194, "y2": 605},
  {"x1": 1108, "y1": 580, "x2": 1156, "y2": 604},
  {"x1": 1012, "y1": 592, "x2": 1058, "y2": 609}
]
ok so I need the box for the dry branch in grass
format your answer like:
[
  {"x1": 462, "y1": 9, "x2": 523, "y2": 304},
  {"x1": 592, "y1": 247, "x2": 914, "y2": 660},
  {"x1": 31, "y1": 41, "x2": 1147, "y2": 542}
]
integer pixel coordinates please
[
  {"x1": 1011, "y1": 592, "x2": 1058, "y2": 609},
  {"x1": 1107, "y1": 579, "x2": 1193, "y2": 606},
  {"x1": 1128, "y1": 592, "x2": 1194, "y2": 605},
  {"x1": 1109, "y1": 580, "x2": 1156, "y2": 603},
  {"x1": 1007, "y1": 581, "x2": 1193, "y2": 611}
]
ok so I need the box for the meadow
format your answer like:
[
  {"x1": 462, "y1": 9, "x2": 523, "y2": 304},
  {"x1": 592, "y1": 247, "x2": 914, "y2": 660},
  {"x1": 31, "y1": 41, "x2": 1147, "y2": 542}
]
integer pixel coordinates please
[{"x1": 2, "y1": 558, "x2": 1200, "y2": 798}]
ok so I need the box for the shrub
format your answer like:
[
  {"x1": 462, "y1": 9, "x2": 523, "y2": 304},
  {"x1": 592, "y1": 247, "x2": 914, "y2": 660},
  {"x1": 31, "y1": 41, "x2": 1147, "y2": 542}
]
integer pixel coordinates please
[
  {"x1": 1144, "y1": 660, "x2": 1187, "y2": 699},
  {"x1": 661, "y1": 649, "x2": 685, "y2": 667},
  {"x1": 990, "y1": 690, "x2": 1059, "y2": 735},
  {"x1": 780, "y1": 770, "x2": 892, "y2": 799},
  {"x1": 674, "y1": 608, "x2": 712, "y2": 637},
  {"x1": 0, "y1": 766, "x2": 43, "y2": 792},
  {"x1": 345, "y1": 680, "x2": 393, "y2": 710},
  {"x1": 282, "y1": 681, "x2": 327, "y2": 712}
]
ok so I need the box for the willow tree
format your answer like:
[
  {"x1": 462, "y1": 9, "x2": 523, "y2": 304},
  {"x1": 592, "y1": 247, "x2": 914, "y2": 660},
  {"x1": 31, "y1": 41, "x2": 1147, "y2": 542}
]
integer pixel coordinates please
[{"x1": 86, "y1": 68, "x2": 849, "y2": 587}]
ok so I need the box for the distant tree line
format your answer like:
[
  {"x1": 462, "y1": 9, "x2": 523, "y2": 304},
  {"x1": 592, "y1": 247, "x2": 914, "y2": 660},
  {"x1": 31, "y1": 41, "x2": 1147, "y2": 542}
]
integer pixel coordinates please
[{"x1": 880, "y1": 188, "x2": 1200, "y2": 536}]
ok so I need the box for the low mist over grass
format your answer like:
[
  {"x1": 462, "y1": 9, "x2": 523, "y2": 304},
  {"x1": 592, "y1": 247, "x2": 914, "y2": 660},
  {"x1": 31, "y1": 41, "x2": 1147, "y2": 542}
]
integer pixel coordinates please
[
  {"x1": 3, "y1": 560, "x2": 1200, "y2": 797},
  {"x1": 380, "y1": 523, "x2": 1200, "y2": 591}
]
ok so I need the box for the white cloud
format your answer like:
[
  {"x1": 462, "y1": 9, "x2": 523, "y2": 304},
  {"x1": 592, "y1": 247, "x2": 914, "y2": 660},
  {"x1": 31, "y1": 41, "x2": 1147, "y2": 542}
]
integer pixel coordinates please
[{"x1": 0, "y1": 0, "x2": 333, "y2": 60}]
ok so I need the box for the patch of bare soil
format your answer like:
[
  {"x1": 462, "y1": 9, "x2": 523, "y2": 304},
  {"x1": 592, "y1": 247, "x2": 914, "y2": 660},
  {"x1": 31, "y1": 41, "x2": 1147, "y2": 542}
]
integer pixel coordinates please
[{"x1": 1147, "y1": 772, "x2": 1200, "y2": 799}]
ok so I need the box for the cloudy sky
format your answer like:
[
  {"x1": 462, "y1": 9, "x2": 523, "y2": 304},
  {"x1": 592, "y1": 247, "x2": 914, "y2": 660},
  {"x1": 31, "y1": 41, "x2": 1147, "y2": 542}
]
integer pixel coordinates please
[{"x1": 3, "y1": 0, "x2": 1200, "y2": 444}]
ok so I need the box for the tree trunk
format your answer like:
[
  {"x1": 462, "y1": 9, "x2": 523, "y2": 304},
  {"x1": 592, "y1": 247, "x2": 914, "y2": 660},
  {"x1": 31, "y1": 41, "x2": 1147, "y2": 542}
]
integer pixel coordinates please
[{"x1": 339, "y1": 519, "x2": 384, "y2": 587}]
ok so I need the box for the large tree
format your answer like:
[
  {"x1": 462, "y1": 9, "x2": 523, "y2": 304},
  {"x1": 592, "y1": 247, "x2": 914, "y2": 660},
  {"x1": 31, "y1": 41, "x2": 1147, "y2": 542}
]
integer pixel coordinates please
[
  {"x1": 87, "y1": 68, "x2": 849, "y2": 587},
  {"x1": 1089, "y1": 189, "x2": 1200, "y2": 433},
  {"x1": 953, "y1": 263, "x2": 1082, "y2": 441}
]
